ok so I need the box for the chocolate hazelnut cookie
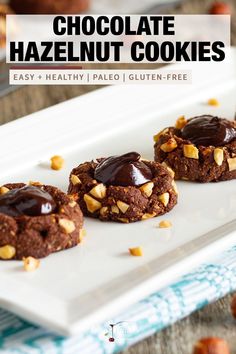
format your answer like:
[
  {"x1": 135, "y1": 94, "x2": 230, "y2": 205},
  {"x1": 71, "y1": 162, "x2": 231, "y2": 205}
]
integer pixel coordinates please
[
  {"x1": 68, "y1": 152, "x2": 178, "y2": 223},
  {"x1": 154, "y1": 115, "x2": 236, "y2": 182},
  {"x1": 0, "y1": 183, "x2": 83, "y2": 260}
]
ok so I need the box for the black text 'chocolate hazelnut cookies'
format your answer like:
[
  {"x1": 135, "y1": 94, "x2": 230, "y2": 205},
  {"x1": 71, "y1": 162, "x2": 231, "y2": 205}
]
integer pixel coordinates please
[
  {"x1": 154, "y1": 115, "x2": 236, "y2": 182},
  {"x1": 0, "y1": 183, "x2": 83, "y2": 260},
  {"x1": 68, "y1": 152, "x2": 178, "y2": 223}
]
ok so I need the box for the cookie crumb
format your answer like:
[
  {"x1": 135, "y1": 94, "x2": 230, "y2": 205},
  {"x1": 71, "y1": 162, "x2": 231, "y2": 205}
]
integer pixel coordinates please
[
  {"x1": 23, "y1": 257, "x2": 40, "y2": 272},
  {"x1": 129, "y1": 247, "x2": 143, "y2": 257},
  {"x1": 207, "y1": 98, "x2": 219, "y2": 106},
  {"x1": 159, "y1": 220, "x2": 172, "y2": 228},
  {"x1": 50, "y1": 155, "x2": 64, "y2": 170}
]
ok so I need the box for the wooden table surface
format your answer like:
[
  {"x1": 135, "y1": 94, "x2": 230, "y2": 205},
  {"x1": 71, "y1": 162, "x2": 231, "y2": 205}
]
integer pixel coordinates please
[{"x1": 1, "y1": 0, "x2": 236, "y2": 353}]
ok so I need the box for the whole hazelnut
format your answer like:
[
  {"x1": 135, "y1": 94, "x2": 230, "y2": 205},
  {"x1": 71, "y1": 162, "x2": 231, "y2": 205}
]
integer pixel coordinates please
[
  {"x1": 209, "y1": 1, "x2": 231, "y2": 14},
  {"x1": 193, "y1": 337, "x2": 230, "y2": 354}
]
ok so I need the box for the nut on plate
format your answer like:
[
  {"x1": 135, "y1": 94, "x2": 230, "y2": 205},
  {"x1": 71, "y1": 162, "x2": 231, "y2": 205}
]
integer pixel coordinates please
[
  {"x1": 50, "y1": 155, "x2": 64, "y2": 170},
  {"x1": 23, "y1": 257, "x2": 40, "y2": 272},
  {"x1": 129, "y1": 247, "x2": 143, "y2": 256},
  {"x1": 193, "y1": 337, "x2": 230, "y2": 354},
  {"x1": 159, "y1": 220, "x2": 172, "y2": 228},
  {"x1": 207, "y1": 98, "x2": 219, "y2": 106}
]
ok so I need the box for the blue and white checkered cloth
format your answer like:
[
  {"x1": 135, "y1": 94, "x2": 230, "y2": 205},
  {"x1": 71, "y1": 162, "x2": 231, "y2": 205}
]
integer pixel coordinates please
[{"x1": 1, "y1": 246, "x2": 236, "y2": 354}]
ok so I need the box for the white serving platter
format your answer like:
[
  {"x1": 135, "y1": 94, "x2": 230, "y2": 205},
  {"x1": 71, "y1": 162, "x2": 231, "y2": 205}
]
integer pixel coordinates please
[{"x1": 0, "y1": 50, "x2": 236, "y2": 336}]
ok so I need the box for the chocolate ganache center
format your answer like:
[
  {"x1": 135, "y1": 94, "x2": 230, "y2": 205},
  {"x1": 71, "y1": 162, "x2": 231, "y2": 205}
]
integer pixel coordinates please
[
  {"x1": 94, "y1": 152, "x2": 153, "y2": 186},
  {"x1": 0, "y1": 185, "x2": 57, "y2": 217},
  {"x1": 181, "y1": 115, "x2": 236, "y2": 147}
]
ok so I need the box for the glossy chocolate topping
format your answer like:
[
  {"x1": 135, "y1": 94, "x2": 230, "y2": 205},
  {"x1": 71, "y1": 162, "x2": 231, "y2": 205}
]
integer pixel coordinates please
[
  {"x1": 0, "y1": 185, "x2": 56, "y2": 217},
  {"x1": 94, "y1": 152, "x2": 152, "y2": 186},
  {"x1": 181, "y1": 115, "x2": 236, "y2": 147}
]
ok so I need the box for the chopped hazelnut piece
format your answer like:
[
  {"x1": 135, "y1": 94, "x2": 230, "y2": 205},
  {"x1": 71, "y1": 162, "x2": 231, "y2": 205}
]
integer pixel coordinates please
[
  {"x1": 175, "y1": 115, "x2": 187, "y2": 129},
  {"x1": 171, "y1": 181, "x2": 178, "y2": 194},
  {"x1": 183, "y1": 144, "x2": 199, "y2": 159},
  {"x1": 100, "y1": 206, "x2": 109, "y2": 216},
  {"x1": 50, "y1": 155, "x2": 64, "y2": 170},
  {"x1": 139, "y1": 182, "x2": 154, "y2": 197},
  {"x1": 23, "y1": 257, "x2": 40, "y2": 272},
  {"x1": 207, "y1": 98, "x2": 219, "y2": 106},
  {"x1": 153, "y1": 128, "x2": 169, "y2": 143},
  {"x1": 214, "y1": 148, "x2": 224, "y2": 166},
  {"x1": 159, "y1": 220, "x2": 172, "y2": 228},
  {"x1": 84, "y1": 194, "x2": 102, "y2": 213},
  {"x1": 29, "y1": 181, "x2": 42, "y2": 186},
  {"x1": 117, "y1": 218, "x2": 129, "y2": 223},
  {"x1": 142, "y1": 212, "x2": 156, "y2": 220},
  {"x1": 79, "y1": 228, "x2": 86, "y2": 241},
  {"x1": 89, "y1": 183, "x2": 106, "y2": 199},
  {"x1": 129, "y1": 247, "x2": 143, "y2": 257},
  {"x1": 0, "y1": 186, "x2": 9, "y2": 195},
  {"x1": 227, "y1": 157, "x2": 236, "y2": 171},
  {"x1": 160, "y1": 138, "x2": 178, "y2": 153},
  {"x1": 111, "y1": 205, "x2": 120, "y2": 214},
  {"x1": 70, "y1": 174, "x2": 81, "y2": 185},
  {"x1": 0, "y1": 245, "x2": 16, "y2": 260},
  {"x1": 59, "y1": 219, "x2": 76, "y2": 234},
  {"x1": 117, "y1": 200, "x2": 129, "y2": 213},
  {"x1": 158, "y1": 193, "x2": 169, "y2": 207}
]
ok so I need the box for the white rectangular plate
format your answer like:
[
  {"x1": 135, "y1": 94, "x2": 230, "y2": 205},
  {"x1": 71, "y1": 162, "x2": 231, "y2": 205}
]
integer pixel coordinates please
[{"x1": 0, "y1": 50, "x2": 236, "y2": 336}]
